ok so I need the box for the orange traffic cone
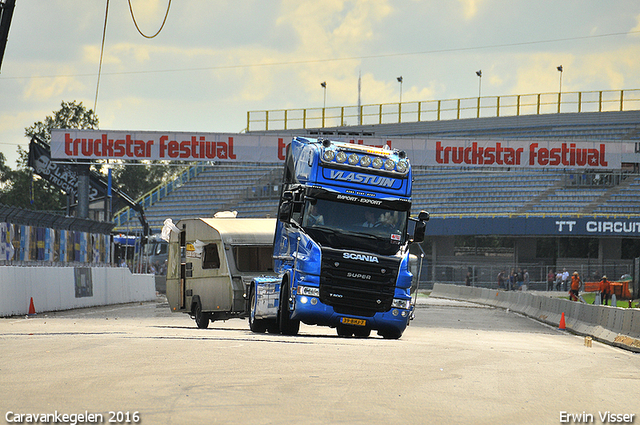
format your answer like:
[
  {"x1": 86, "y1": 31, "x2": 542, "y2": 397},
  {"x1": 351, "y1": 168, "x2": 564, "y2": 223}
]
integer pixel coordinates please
[
  {"x1": 558, "y1": 312, "x2": 566, "y2": 330},
  {"x1": 28, "y1": 297, "x2": 36, "y2": 315}
]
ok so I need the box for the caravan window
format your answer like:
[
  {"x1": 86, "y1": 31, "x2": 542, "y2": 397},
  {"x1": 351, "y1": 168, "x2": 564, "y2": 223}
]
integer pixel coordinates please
[
  {"x1": 233, "y1": 246, "x2": 273, "y2": 272},
  {"x1": 202, "y1": 243, "x2": 221, "y2": 269}
]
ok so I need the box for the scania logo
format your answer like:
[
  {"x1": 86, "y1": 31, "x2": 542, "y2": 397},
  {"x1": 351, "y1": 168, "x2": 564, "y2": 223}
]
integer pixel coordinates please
[
  {"x1": 347, "y1": 272, "x2": 372, "y2": 280},
  {"x1": 343, "y1": 252, "x2": 379, "y2": 263},
  {"x1": 329, "y1": 293, "x2": 343, "y2": 298}
]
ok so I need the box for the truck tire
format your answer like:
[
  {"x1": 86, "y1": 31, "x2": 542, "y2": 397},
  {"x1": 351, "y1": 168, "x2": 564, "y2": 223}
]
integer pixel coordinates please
[
  {"x1": 336, "y1": 324, "x2": 353, "y2": 337},
  {"x1": 353, "y1": 327, "x2": 371, "y2": 338},
  {"x1": 248, "y1": 285, "x2": 267, "y2": 333},
  {"x1": 337, "y1": 325, "x2": 371, "y2": 338},
  {"x1": 278, "y1": 280, "x2": 299, "y2": 336},
  {"x1": 193, "y1": 301, "x2": 209, "y2": 329},
  {"x1": 378, "y1": 329, "x2": 402, "y2": 339}
]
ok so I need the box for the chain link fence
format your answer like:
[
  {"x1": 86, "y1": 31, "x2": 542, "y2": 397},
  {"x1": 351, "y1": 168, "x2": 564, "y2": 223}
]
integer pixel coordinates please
[{"x1": 416, "y1": 261, "x2": 634, "y2": 292}]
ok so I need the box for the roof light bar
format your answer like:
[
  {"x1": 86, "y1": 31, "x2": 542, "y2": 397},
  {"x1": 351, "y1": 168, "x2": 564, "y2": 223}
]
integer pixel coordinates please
[{"x1": 320, "y1": 140, "x2": 409, "y2": 174}]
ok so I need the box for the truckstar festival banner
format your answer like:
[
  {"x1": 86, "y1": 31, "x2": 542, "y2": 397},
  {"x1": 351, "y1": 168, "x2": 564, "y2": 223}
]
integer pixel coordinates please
[{"x1": 51, "y1": 129, "x2": 630, "y2": 169}]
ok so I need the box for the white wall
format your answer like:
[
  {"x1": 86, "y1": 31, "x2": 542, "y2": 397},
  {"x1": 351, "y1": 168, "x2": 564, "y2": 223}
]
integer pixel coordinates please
[{"x1": 0, "y1": 266, "x2": 155, "y2": 317}]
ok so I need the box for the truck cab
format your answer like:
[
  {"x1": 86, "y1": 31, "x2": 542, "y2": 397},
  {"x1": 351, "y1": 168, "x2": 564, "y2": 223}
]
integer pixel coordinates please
[{"x1": 250, "y1": 137, "x2": 427, "y2": 339}]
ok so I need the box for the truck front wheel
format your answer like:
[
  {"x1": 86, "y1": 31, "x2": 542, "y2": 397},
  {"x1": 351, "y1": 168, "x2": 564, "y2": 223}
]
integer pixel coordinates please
[{"x1": 278, "y1": 280, "x2": 299, "y2": 336}]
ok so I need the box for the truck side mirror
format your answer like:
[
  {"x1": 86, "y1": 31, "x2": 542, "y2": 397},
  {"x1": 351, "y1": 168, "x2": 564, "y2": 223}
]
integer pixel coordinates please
[
  {"x1": 282, "y1": 191, "x2": 293, "y2": 201},
  {"x1": 408, "y1": 211, "x2": 429, "y2": 243},
  {"x1": 413, "y1": 221, "x2": 426, "y2": 243},
  {"x1": 278, "y1": 200, "x2": 292, "y2": 223}
]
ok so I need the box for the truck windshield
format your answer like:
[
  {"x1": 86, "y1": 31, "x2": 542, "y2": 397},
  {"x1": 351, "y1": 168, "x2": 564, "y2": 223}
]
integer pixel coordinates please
[{"x1": 302, "y1": 198, "x2": 408, "y2": 255}]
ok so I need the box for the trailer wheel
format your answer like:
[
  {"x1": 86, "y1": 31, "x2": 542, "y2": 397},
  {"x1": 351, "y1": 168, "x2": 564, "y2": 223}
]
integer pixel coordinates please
[
  {"x1": 278, "y1": 280, "x2": 299, "y2": 336},
  {"x1": 248, "y1": 285, "x2": 267, "y2": 333},
  {"x1": 194, "y1": 302, "x2": 209, "y2": 329}
]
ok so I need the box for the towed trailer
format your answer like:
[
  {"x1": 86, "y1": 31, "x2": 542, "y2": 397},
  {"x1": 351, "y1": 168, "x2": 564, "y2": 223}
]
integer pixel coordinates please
[{"x1": 165, "y1": 217, "x2": 277, "y2": 328}]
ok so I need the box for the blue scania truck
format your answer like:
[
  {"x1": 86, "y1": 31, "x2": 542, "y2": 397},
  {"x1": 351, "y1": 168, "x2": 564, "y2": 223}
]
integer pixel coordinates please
[{"x1": 249, "y1": 137, "x2": 428, "y2": 339}]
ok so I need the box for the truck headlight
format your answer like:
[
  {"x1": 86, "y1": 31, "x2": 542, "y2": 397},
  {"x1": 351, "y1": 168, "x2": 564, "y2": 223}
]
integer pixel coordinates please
[
  {"x1": 384, "y1": 159, "x2": 396, "y2": 171},
  {"x1": 297, "y1": 285, "x2": 320, "y2": 297},
  {"x1": 396, "y1": 160, "x2": 408, "y2": 173},
  {"x1": 336, "y1": 151, "x2": 347, "y2": 163},
  {"x1": 348, "y1": 153, "x2": 359, "y2": 165},
  {"x1": 360, "y1": 155, "x2": 372, "y2": 167},
  {"x1": 323, "y1": 150, "x2": 335, "y2": 161},
  {"x1": 391, "y1": 298, "x2": 411, "y2": 309}
]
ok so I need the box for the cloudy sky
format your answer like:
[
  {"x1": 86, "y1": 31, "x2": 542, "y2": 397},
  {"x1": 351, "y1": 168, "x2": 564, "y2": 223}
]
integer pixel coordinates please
[{"x1": 1, "y1": 0, "x2": 640, "y2": 168}]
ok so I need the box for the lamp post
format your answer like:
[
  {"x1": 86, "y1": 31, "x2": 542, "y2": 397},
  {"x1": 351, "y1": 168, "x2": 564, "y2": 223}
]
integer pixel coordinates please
[
  {"x1": 557, "y1": 65, "x2": 563, "y2": 113},
  {"x1": 397, "y1": 76, "x2": 403, "y2": 123},
  {"x1": 320, "y1": 81, "x2": 327, "y2": 127},
  {"x1": 476, "y1": 70, "x2": 482, "y2": 118},
  {"x1": 557, "y1": 65, "x2": 563, "y2": 93},
  {"x1": 320, "y1": 81, "x2": 327, "y2": 109}
]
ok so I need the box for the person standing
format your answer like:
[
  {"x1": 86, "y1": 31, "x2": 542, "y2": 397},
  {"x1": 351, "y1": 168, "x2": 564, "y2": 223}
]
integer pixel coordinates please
[
  {"x1": 569, "y1": 271, "x2": 582, "y2": 302},
  {"x1": 497, "y1": 270, "x2": 506, "y2": 289},
  {"x1": 562, "y1": 268, "x2": 570, "y2": 291},
  {"x1": 509, "y1": 269, "x2": 516, "y2": 291},
  {"x1": 516, "y1": 268, "x2": 524, "y2": 290},
  {"x1": 555, "y1": 270, "x2": 563, "y2": 291},
  {"x1": 522, "y1": 269, "x2": 530, "y2": 291},
  {"x1": 547, "y1": 269, "x2": 555, "y2": 291},
  {"x1": 599, "y1": 275, "x2": 611, "y2": 306}
]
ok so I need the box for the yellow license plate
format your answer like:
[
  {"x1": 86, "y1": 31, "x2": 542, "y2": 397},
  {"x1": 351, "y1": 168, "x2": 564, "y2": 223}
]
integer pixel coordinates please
[{"x1": 340, "y1": 317, "x2": 366, "y2": 326}]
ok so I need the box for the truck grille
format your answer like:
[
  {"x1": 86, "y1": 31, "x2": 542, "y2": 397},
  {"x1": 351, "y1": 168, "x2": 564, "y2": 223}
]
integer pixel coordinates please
[{"x1": 319, "y1": 247, "x2": 400, "y2": 317}]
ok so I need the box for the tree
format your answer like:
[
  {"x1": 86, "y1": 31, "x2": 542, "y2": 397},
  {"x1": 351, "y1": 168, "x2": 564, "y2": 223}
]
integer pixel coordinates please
[
  {"x1": 0, "y1": 101, "x2": 99, "y2": 209},
  {"x1": 24, "y1": 100, "x2": 98, "y2": 145},
  {"x1": 111, "y1": 160, "x2": 167, "y2": 201},
  {"x1": 1, "y1": 100, "x2": 172, "y2": 211}
]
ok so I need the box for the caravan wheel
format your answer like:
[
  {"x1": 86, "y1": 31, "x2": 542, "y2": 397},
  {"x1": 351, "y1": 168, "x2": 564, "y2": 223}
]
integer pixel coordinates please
[{"x1": 194, "y1": 302, "x2": 209, "y2": 329}]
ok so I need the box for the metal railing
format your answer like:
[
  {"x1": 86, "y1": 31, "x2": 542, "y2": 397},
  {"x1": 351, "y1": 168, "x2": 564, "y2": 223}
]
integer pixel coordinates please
[{"x1": 247, "y1": 89, "x2": 640, "y2": 132}]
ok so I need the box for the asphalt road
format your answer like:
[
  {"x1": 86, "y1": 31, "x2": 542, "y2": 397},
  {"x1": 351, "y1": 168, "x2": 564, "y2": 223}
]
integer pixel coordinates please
[{"x1": 1, "y1": 296, "x2": 638, "y2": 425}]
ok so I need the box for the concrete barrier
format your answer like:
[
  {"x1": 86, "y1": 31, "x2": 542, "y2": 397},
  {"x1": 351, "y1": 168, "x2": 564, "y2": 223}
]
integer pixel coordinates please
[
  {"x1": 430, "y1": 283, "x2": 640, "y2": 352},
  {"x1": 0, "y1": 266, "x2": 155, "y2": 317}
]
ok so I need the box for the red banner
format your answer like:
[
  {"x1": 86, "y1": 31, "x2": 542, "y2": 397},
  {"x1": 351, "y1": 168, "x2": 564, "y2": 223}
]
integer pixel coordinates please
[{"x1": 51, "y1": 129, "x2": 627, "y2": 169}]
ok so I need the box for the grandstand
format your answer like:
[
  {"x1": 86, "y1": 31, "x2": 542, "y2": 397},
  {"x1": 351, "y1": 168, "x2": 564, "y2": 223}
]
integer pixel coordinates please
[{"x1": 116, "y1": 163, "x2": 282, "y2": 232}]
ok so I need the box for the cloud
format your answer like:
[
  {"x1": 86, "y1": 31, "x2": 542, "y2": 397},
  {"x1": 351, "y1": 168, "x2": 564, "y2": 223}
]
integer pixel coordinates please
[
  {"x1": 22, "y1": 68, "x2": 86, "y2": 101},
  {"x1": 631, "y1": 13, "x2": 640, "y2": 33},
  {"x1": 501, "y1": 45, "x2": 640, "y2": 116},
  {"x1": 458, "y1": 0, "x2": 482, "y2": 20}
]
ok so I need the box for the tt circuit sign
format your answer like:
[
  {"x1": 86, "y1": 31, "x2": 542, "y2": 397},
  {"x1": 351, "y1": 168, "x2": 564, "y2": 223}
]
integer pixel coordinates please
[
  {"x1": 427, "y1": 216, "x2": 640, "y2": 237},
  {"x1": 51, "y1": 129, "x2": 630, "y2": 169},
  {"x1": 555, "y1": 219, "x2": 640, "y2": 236}
]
